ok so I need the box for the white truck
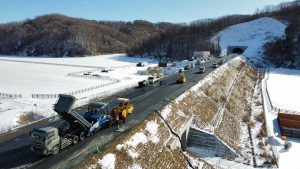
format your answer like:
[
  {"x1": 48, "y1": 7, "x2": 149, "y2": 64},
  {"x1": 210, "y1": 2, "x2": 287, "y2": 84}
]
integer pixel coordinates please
[{"x1": 147, "y1": 76, "x2": 159, "y2": 84}]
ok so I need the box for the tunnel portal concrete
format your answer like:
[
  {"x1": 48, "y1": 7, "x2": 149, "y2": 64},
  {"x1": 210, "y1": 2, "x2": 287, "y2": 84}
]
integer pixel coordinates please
[{"x1": 227, "y1": 46, "x2": 248, "y2": 55}]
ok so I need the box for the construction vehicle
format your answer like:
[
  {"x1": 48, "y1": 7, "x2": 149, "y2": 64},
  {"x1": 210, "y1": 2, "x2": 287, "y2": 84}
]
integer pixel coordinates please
[
  {"x1": 110, "y1": 98, "x2": 134, "y2": 123},
  {"x1": 87, "y1": 98, "x2": 133, "y2": 123},
  {"x1": 177, "y1": 74, "x2": 187, "y2": 84},
  {"x1": 30, "y1": 95, "x2": 133, "y2": 156}
]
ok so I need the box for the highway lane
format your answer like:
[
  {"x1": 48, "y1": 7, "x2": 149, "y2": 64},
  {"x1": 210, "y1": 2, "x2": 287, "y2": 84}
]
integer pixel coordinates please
[{"x1": 0, "y1": 56, "x2": 232, "y2": 169}]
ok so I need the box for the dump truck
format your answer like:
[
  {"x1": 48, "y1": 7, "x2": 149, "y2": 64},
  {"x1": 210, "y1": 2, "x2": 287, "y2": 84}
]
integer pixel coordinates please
[
  {"x1": 177, "y1": 74, "x2": 187, "y2": 84},
  {"x1": 30, "y1": 95, "x2": 133, "y2": 155}
]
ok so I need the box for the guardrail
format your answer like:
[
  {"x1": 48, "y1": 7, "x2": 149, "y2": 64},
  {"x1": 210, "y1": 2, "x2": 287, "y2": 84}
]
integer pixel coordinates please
[
  {"x1": 66, "y1": 73, "x2": 119, "y2": 81},
  {"x1": 31, "y1": 80, "x2": 120, "y2": 99},
  {"x1": 31, "y1": 94, "x2": 59, "y2": 99},
  {"x1": 74, "y1": 82, "x2": 138, "y2": 108},
  {"x1": 0, "y1": 93, "x2": 22, "y2": 99},
  {"x1": 274, "y1": 106, "x2": 300, "y2": 116},
  {"x1": 264, "y1": 68, "x2": 274, "y2": 109},
  {"x1": 0, "y1": 58, "x2": 136, "y2": 69}
]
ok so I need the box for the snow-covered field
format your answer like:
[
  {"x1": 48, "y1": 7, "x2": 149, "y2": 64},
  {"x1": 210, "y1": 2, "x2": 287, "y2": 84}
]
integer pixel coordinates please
[
  {"x1": 263, "y1": 68, "x2": 300, "y2": 169},
  {"x1": 0, "y1": 54, "x2": 157, "y2": 132},
  {"x1": 0, "y1": 53, "x2": 200, "y2": 132},
  {"x1": 211, "y1": 17, "x2": 287, "y2": 64},
  {"x1": 0, "y1": 54, "x2": 149, "y2": 68},
  {"x1": 267, "y1": 68, "x2": 300, "y2": 112},
  {"x1": 0, "y1": 61, "x2": 106, "y2": 96}
]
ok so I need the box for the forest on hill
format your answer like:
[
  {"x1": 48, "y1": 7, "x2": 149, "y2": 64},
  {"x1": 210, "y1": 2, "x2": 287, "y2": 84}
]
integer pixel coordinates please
[{"x1": 0, "y1": 0, "x2": 299, "y2": 66}]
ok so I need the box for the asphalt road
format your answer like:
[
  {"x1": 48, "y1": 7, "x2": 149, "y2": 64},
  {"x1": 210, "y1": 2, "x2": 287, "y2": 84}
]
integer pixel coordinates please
[{"x1": 0, "y1": 56, "x2": 232, "y2": 169}]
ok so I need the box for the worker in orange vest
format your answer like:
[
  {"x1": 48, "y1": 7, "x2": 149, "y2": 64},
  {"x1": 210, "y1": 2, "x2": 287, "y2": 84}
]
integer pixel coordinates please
[{"x1": 114, "y1": 109, "x2": 120, "y2": 130}]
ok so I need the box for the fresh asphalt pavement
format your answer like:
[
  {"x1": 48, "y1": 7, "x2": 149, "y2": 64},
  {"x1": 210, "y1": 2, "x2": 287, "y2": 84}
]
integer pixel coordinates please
[{"x1": 0, "y1": 56, "x2": 233, "y2": 169}]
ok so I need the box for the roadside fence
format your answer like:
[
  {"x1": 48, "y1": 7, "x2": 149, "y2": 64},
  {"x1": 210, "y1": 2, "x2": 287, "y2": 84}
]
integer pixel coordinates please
[
  {"x1": 0, "y1": 58, "x2": 136, "y2": 69},
  {"x1": 0, "y1": 58, "x2": 106, "y2": 69},
  {"x1": 0, "y1": 93, "x2": 22, "y2": 99},
  {"x1": 74, "y1": 82, "x2": 138, "y2": 108},
  {"x1": 31, "y1": 80, "x2": 120, "y2": 99},
  {"x1": 31, "y1": 94, "x2": 58, "y2": 99},
  {"x1": 260, "y1": 68, "x2": 279, "y2": 167},
  {"x1": 274, "y1": 107, "x2": 300, "y2": 115},
  {"x1": 66, "y1": 73, "x2": 119, "y2": 81}
]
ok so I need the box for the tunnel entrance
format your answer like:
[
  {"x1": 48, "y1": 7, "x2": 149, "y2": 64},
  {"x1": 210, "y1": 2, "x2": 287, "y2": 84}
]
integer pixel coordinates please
[
  {"x1": 227, "y1": 46, "x2": 248, "y2": 55},
  {"x1": 232, "y1": 48, "x2": 244, "y2": 54}
]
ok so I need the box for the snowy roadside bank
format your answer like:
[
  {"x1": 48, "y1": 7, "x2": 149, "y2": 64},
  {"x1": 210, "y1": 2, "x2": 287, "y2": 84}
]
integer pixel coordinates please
[{"x1": 261, "y1": 68, "x2": 300, "y2": 169}]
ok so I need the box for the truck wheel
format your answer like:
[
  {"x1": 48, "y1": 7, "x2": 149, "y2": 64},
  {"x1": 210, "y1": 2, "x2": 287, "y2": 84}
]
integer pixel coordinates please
[
  {"x1": 79, "y1": 132, "x2": 85, "y2": 141},
  {"x1": 52, "y1": 145, "x2": 60, "y2": 155},
  {"x1": 72, "y1": 135, "x2": 79, "y2": 144}
]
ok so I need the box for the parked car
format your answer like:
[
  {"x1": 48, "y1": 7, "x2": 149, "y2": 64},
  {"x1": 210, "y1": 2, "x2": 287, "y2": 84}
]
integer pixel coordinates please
[
  {"x1": 178, "y1": 68, "x2": 183, "y2": 73},
  {"x1": 195, "y1": 60, "x2": 202, "y2": 66},
  {"x1": 184, "y1": 65, "x2": 190, "y2": 70},
  {"x1": 199, "y1": 67, "x2": 206, "y2": 73},
  {"x1": 84, "y1": 72, "x2": 91, "y2": 75},
  {"x1": 136, "y1": 62, "x2": 145, "y2": 67},
  {"x1": 92, "y1": 74, "x2": 99, "y2": 77},
  {"x1": 148, "y1": 76, "x2": 159, "y2": 84},
  {"x1": 101, "y1": 69, "x2": 109, "y2": 73},
  {"x1": 218, "y1": 60, "x2": 225, "y2": 65},
  {"x1": 212, "y1": 63, "x2": 218, "y2": 68}
]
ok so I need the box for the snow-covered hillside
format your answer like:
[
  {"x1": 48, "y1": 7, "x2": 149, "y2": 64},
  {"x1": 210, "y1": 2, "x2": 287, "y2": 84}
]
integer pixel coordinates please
[{"x1": 212, "y1": 17, "x2": 287, "y2": 63}]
